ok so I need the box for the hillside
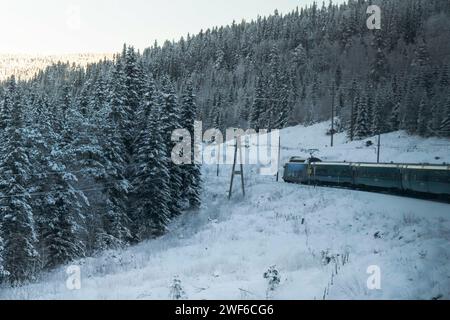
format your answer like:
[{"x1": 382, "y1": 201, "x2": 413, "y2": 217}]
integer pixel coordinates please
[
  {"x1": 2, "y1": 122, "x2": 449, "y2": 300},
  {"x1": 0, "y1": 53, "x2": 113, "y2": 81}
]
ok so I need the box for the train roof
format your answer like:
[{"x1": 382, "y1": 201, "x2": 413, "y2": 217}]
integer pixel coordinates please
[
  {"x1": 288, "y1": 157, "x2": 307, "y2": 163},
  {"x1": 310, "y1": 161, "x2": 450, "y2": 170},
  {"x1": 287, "y1": 159, "x2": 450, "y2": 170}
]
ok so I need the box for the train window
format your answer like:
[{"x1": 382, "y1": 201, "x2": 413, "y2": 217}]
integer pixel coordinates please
[{"x1": 428, "y1": 170, "x2": 450, "y2": 183}]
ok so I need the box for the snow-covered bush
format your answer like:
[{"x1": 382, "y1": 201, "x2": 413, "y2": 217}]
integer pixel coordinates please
[
  {"x1": 170, "y1": 276, "x2": 187, "y2": 300},
  {"x1": 263, "y1": 266, "x2": 281, "y2": 298}
]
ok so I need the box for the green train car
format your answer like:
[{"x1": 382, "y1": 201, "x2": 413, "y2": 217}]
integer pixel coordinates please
[{"x1": 283, "y1": 158, "x2": 450, "y2": 200}]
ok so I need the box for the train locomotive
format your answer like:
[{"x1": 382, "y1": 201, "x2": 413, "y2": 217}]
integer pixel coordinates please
[{"x1": 283, "y1": 157, "x2": 450, "y2": 201}]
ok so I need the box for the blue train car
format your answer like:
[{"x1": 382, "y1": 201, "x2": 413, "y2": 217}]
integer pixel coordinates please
[
  {"x1": 283, "y1": 158, "x2": 450, "y2": 201},
  {"x1": 282, "y1": 157, "x2": 309, "y2": 183}
]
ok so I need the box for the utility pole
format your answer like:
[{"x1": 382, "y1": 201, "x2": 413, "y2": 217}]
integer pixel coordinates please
[
  {"x1": 276, "y1": 135, "x2": 281, "y2": 182},
  {"x1": 377, "y1": 133, "x2": 381, "y2": 163},
  {"x1": 228, "y1": 138, "x2": 245, "y2": 200},
  {"x1": 330, "y1": 83, "x2": 335, "y2": 147},
  {"x1": 216, "y1": 142, "x2": 221, "y2": 177}
]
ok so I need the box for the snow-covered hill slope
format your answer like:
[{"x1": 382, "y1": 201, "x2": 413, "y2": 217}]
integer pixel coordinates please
[
  {"x1": 278, "y1": 121, "x2": 450, "y2": 165},
  {"x1": 2, "y1": 122, "x2": 450, "y2": 300}
]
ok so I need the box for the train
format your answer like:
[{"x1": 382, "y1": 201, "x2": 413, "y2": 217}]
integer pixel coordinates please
[{"x1": 283, "y1": 157, "x2": 450, "y2": 201}]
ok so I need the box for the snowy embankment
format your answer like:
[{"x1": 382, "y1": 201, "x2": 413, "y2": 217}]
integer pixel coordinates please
[{"x1": 1, "y1": 122, "x2": 450, "y2": 300}]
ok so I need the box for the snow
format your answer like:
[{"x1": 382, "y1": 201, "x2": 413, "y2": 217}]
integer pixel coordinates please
[{"x1": 1, "y1": 122, "x2": 450, "y2": 300}]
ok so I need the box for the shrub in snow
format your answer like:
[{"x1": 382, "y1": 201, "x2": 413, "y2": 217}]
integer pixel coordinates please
[
  {"x1": 170, "y1": 276, "x2": 187, "y2": 300},
  {"x1": 321, "y1": 250, "x2": 333, "y2": 266},
  {"x1": 263, "y1": 266, "x2": 281, "y2": 298}
]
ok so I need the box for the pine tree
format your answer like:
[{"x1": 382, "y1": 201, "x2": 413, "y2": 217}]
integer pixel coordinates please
[
  {"x1": 440, "y1": 95, "x2": 450, "y2": 138},
  {"x1": 402, "y1": 85, "x2": 420, "y2": 134},
  {"x1": 133, "y1": 101, "x2": 171, "y2": 238},
  {"x1": 123, "y1": 46, "x2": 145, "y2": 118},
  {"x1": 36, "y1": 104, "x2": 88, "y2": 269},
  {"x1": 417, "y1": 98, "x2": 430, "y2": 137},
  {"x1": 413, "y1": 39, "x2": 433, "y2": 98},
  {"x1": 210, "y1": 94, "x2": 223, "y2": 132},
  {"x1": 0, "y1": 77, "x2": 39, "y2": 284},
  {"x1": 109, "y1": 55, "x2": 132, "y2": 157},
  {"x1": 372, "y1": 95, "x2": 383, "y2": 135},
  {"x1": 96, "y1": 104, "x2": 132, "y2": 248},
  {"x1": 366, "y1": 92, "x2": 375, "y2": 136},
  {"x1": 429, "y1": 98, "x2": 442, "y2": 136},
  {"x1": 250, "y1": 77, "x2": 266, "y2": 131},
  {"x1": 354, "y1": 95, "x2": 371, "y2": 140},
  {"x1": 125, "y1": 49, "x2": 145, "y2": 141},
  {"x1": 390, "y1": 101, "x2": 401, "y2": 131},
  {"x1": 370, "y1": 31, "x2": 389, "y2": 84},
  {"x1": 267, "y1": 45, "x2": 282, "y2": 129},
  {"x1": 347, "y1": 81, "x2": 359, "y2": 141},
  {"x1": 160, "y1": 78, "x2": 183, "y2": 217},
  {"x1": 0, "y1": 235, "x2": 8, "y2": 280},
  {"x1": 293, "y1": 43, "x2": 307, "y2": 68},
  {"x1": 239, "y1": 97, "x2": 251, "y2": 123},
  {"x1": 180, "y1": 82, "x2": 202, "y2": 209},
  {"x1": 274, "y1": 75, "x2": 292, "y2": 129},
  {"x1": 440, "y1": 64, "x2": 449, "y2": 89}
]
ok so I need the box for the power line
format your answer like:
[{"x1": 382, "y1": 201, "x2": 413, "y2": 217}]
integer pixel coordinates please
[
  {"x1": 0, "y1": 173, "x2": 166, "y2": 200},
  {"x1": 0, "y1": 161, "x2": 149, "y2": 179}
]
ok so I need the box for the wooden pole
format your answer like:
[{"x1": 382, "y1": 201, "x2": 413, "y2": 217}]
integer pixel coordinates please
[
  {"x1": 331, "y1": 84, "x2": 335, "y2": 147},
  {"x1": 228, "y1": 138, "x2": 245, "y2": 200},
  {"x1": 239, "y1": 142, "x2": 245, "y2": 197},
  {"x1": 216, "y1": 142, "x2": 220, "y2": 177},
  {"x1": 276, "y1": 135, "x2": 281, "y2": 182}
]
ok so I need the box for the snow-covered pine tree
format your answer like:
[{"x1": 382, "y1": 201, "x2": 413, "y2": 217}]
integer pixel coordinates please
[
  {"x1": 135, "y1": 74, "x2": 156, "y2": 130},
  {"x1": 354, "y1": 94, "x2": 371, "y2": 140},
  {"x1": 428, "y1": 96, "x2": 442, "y2": 136},
  {"x1": 25, "y1": 93, "x2": 63, "y2": 267},
  {"x1": 95, "y1": 103, "x2": 133, "y2": 249},
  {"x1": 293, "y1": 43, "x2": 307, "y2": 68},
  {"x1": 211, "y1": 94, "x2": 224, "y2": 132},
  {"x1": 36, "y1": 100, "x2": 88, "y2": 269},
  {"x1": 402, "y1": 85, "x2": 420, "y2": 134},
  {"x1": 250, "y1": 76, "x2": 267, "y2": 131},
  {"x1": 370, "y1": 31, "x2": 389, "y2": 84},
  {"x1": 89, "y1": 71, "x2": 108, "y2": 114},
  {"x1": 440, "y1": 64, "x2": 449, "y2": 90},
  {"x1": 109, "y1": 55, "x2": 131, "y2": 155},
  {"x1": 372, "y1": 94, "x2": 383, "y2": 135},
  {"x1": 239, "y1": 97, "x2": 251, "y2": 124},
  {"x1": 440, "y1": 94, "x2": 450, "y2": 138},
  {"x1": 413, "y1": 39, "x2": 434, "y2": 98},
  {"x1": 123, "y1": 45, "x2": 145, "y2": 154},
  {"x1": 0, "y1": 77, "x2": 39, "y2": 283},
  {"x1": 266, "y1": 45, "x2": 282, "y2": 130},
  {"x1": 160, "y1": 77, "x2": 183, "y2": 217},
  {"x1": 347, "y1": 80, "x2": 359, "y2": 141},
  {"x1": 67, "y1": 98, "x2": 115, "y2": 253},
  {"x1": 390, "y1": 101, "x2": 401, "y2": 132},
  {"x1": 274, "y1": 74, "x2": 293, "y2": 129},
  {"x1": 366, "y1": 91, "x2": 375, "y2": 136},
  {"x1": 0, "y1": 234, "x2": 7, "y2": 281},
  {"x1": 133, "y1": 98, "x2": 171, "y2": 239},
  {"x1": 180, "y1": 82, "x2": 202, "y2": 209},
  {"x1": 304, "y1": 101, "x2": 315, "y2": 126},
  {"x1": 417, "y1": 98, "x2": 430, "y2": 137}
]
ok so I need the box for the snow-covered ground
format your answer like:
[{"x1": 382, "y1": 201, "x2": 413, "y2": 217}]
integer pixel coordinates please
[{"x1": 1, "y1": 122, "x2": 450, "y2": 300}]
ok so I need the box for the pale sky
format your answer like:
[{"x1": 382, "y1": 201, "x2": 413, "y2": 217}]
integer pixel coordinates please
[{"x1": 0, "y1": 0, "x2": 341, "y2": 54}]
